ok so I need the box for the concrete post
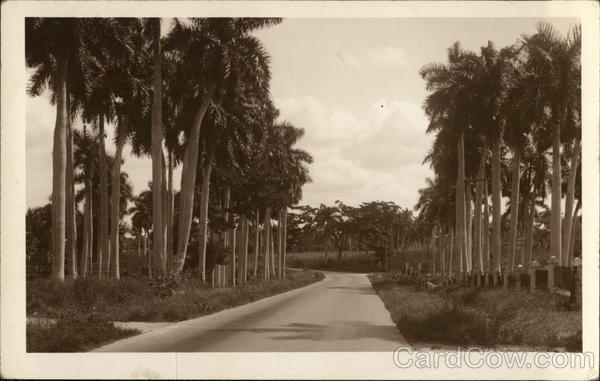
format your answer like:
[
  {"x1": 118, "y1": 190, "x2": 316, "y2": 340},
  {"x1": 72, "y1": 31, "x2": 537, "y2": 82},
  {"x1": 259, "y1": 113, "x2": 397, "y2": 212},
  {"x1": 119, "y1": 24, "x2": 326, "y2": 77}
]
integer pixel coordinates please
[
  {"x1": 529, "y1": 260, "x2": 540, "y2": 290},
  {"x1": 546, "y1": 256, "x2": 559, "y2": 289},
  {"x1": 516, "y1": 264, "x2": 524, "y2": 290}
]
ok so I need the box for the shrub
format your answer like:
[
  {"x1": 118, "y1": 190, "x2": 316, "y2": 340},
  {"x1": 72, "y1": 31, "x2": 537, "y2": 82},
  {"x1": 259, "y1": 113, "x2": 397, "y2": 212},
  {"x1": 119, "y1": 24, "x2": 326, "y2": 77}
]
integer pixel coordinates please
[{"x1": 369, "y1": 273, "x2": 581, "y2": 349}]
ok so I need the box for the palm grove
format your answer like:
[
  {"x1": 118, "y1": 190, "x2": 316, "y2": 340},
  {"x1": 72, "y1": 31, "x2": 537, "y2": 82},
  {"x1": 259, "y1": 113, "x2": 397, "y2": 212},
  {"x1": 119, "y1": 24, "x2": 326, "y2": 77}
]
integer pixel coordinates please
[
  {"x1": 284, "y1": 22, "x2": 581, "y2": 277},
  {"x1": 26, "y1": 18, "x2": 312, "y2": 284},
  {"x1": 413, "y1": 22, "x2": 581, "y2": 276}
]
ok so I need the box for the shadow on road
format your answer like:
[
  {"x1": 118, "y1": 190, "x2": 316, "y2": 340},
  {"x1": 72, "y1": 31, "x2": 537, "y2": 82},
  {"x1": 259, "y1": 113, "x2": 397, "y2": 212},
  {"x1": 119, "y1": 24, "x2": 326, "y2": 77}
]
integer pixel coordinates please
[{"x1": 206, "y1": 321, "x2": 399, "y2": 343}]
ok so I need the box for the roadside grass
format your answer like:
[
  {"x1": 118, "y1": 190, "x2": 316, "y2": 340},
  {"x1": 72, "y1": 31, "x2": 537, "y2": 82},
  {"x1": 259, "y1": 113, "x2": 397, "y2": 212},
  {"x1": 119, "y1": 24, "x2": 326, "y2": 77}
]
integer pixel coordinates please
[
  {"x1": 27, "y1": 269, "x2": 324, "y2": 352},
  {"x1": 27, "y1": 315, "x2": 139, "y2": 352},
  {"x1": 369, "y1": 273, "x2": 582, "y2": 351}
]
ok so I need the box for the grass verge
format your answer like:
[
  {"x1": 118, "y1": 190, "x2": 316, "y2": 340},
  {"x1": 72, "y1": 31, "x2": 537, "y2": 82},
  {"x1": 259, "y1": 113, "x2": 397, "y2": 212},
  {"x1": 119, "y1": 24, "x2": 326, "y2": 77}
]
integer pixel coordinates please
[
  {"x1": 369, "y1": 273, "x2": 581, "y2": 351},
  {"x1": 27, "y1": 315, "x2": 139, "y2": 352},
  {"x1": 27, "y1": 269, "x2": 324, "y2": 352}
]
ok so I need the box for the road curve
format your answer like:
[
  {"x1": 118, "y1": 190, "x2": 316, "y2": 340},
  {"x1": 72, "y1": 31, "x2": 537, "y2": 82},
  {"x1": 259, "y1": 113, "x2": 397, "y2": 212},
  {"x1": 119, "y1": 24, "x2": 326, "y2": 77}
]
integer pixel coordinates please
[{"x1": 92, "y1": 271, "x2": 406, "y2": 352}]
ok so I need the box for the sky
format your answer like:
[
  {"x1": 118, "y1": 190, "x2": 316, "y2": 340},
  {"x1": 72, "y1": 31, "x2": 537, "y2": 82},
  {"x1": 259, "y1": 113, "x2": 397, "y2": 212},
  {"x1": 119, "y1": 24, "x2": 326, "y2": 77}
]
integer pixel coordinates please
[{"x1": 26, "y1": 17, "x2": 578, "y2": 210}]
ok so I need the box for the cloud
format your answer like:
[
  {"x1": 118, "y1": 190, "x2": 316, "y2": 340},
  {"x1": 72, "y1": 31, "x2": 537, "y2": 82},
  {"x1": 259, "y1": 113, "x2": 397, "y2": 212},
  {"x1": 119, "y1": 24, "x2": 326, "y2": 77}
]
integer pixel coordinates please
[
  {"x1": 275, "y1": 96, "x2": 434, "y2": 209},
  {"x1": 336, "y1": 46, "x2": 407, "y2": 68}
]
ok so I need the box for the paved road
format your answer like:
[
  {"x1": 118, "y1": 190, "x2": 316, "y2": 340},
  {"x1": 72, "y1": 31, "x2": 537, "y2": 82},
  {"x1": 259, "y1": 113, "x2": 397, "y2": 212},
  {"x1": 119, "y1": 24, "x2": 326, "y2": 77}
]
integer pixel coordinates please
[{"x1": 92, "y1": 271, "x2": 406, "y2": 352}]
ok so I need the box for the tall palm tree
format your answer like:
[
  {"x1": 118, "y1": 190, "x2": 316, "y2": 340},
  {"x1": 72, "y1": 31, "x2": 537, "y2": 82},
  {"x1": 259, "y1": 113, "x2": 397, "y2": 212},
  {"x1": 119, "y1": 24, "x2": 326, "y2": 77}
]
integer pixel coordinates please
[
  {"x1": 521, "y1": 22, "x2": 581, "y2": 264},
  {"x1": 165, "y1": 18, "x2": 281, "y2": 278},
  {"x1": 26, "y1": 18, "x2": 88, "y2": 280},
  {"x1": 73, "y1": 126, "x2": 98, "y2": 277},
  {"x1": 502, "y1": 53, "x2": 539, "y2": 272},
  {"x1": 148, "y1": 18, "x2": 166, "y2": 277}
]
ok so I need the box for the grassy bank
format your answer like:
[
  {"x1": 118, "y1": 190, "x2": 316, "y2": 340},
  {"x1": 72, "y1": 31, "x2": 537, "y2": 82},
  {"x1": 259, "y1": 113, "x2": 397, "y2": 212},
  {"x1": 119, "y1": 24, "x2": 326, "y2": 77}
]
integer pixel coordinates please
[
  {"x1": 27, "y1": 269, "x2": 324, "y2": 352},
  {"x1": 27, "y1": 316, "x2": 139, "y2": 352},
  {"x1": 369, "y1": 273, "x2": 581, "y2": 351}
]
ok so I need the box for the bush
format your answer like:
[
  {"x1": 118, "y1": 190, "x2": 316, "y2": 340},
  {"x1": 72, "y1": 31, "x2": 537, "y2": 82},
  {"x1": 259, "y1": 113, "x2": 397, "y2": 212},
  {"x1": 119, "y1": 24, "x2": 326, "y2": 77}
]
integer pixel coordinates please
[{"x1": 369, "y1": 273, "x2": 582, "y2": 350}]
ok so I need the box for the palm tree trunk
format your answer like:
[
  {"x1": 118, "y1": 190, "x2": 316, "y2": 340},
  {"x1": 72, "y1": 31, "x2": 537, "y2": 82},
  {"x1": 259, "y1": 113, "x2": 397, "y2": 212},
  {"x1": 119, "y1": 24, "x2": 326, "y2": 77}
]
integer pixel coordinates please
[
  {"x1": 238, "y1": 215, "x2": 248, "y2": 284},
  {"x1": 65, "y1": 115, "x2": 77, "y2": 279},
  {"x1": 456, "y1": 131, "x2": 467, "y2": 274},
  {"x1": 562, "y1": 138, "x2": 580, "y2": 263},
  {"x1": 166, "y1": 149, "x2": 174, "y2": 274},
  {"x1": 98, "y1": 117, "x2": 109, "y2": 278},
  {"x1": 523, "y1": 196, "x2": 535, "y2": 268},
  {"x1": 147, "y1": 235, "x2": 152, "y2": 278},
  {"x1": 567, "y1": 198, "x2": 581, "y2": 266},
  {"x1": 83, "y1": 180, "x2": 92, "y2": 278},
  {"x1": 51, "y1": 60, "x2": 67, "y2": 281},
  {"x1": 483, "y1": 181, "x2": 490, "y2": 271},
  {"x1": 263, "y1": 207, "x2": 271, "y2": 281},
  {"x1": 277, "y1": 211, "x2": 283, "y2": 278},
  {"x1": 254, "y1": 211, "x2": 260, "y2": 276},
  {"x1": 448, "y1": 226, "x2": 454, "y2": 277},
  {"x1": 492, "y1": 136, "x2": 502, "y2": 273},
  {"x1": 441, "y1": 228, "x2": 446, "y2": 277},
  {"x1": 551, "y1": 118, "x2": 562, "y2": 265},
  {"x1": 230, "y1": 223, "x2": 237, "y2": 287},
  {"x1": 465, "y1": 183, "x2": 473, "y2": 272},
  {"x1": 137, "y1": 234, "x2": 141, "y2": 257},
  {"x1": 150, "y1": 18, "x2": 164, "y2": 280},
  {"x1": 174, "y1": 84, "x2": 218, "y2": 275},
  {"x1": 474, "y1": 149, "x2": 487, "y2": 273},
  {"x1": 88, "y1": 187, "x2": 94, "y2": 277},
  {"x1": 270, "y1": 229, "x2": 276, "y2": 277},
  {"x1": 508, "y1": 149, "x2": 521, "y2": 272},
  {"x1": 196, "y1": 148, "x2": 216, "y2": 282},
  {"x1": 160, "y1": 154, "x2": 168, "y2": 276},
  {"x1": 282, "y1": 208, "x2": 288, "y2": 279},
  {"x1": 109, "y1": 131, "x2": 126, "y2": 279},
  {"x1": 431, "y1": 227, "x2": 436, "y2": 275},
  {"x1": 568, "y1": 199, "x2": 581, "y2": 262}
]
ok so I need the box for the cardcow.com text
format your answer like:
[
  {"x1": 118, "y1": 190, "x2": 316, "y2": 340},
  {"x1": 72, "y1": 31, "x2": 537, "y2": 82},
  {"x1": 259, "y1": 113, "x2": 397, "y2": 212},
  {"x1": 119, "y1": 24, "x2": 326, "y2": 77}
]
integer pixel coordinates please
[{"x1": 393, "y1": 346, "x2": 595, "y2": 370}]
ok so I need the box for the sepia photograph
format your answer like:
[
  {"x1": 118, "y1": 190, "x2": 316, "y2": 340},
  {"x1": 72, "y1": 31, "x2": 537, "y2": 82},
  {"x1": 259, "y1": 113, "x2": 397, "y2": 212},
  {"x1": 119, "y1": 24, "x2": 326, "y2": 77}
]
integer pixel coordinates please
[{"x1": 1, "y1": 1, "x2": 599, "y2": 379}]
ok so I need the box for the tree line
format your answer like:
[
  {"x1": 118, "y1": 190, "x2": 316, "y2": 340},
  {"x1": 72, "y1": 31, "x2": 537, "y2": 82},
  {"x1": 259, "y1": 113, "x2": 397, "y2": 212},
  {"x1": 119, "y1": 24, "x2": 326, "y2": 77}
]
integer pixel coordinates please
[
  {"x1": 414, "y1": 22, "x2": 581, "y2": 276},
  {"x1": 286, "y1": 201, "x2": 415, "y2": 271},
  {"x1": 26, "y1": 18, "x2": 311, "y2": 283}
]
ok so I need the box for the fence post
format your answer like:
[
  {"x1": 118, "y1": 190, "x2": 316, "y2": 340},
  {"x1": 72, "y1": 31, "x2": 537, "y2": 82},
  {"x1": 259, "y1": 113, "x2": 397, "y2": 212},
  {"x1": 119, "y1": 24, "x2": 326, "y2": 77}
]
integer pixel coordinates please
[
  {"x1": 546, "y1": 256, "x2": 559, "y2": 290},
  {"x1": 571, "y1": 257, "x2": 582, "y2": 307},
  {"x1": 529, "y1": 260, "x2": 540, "y2": 290},
  {"x1": 515, "y1": 264, "x2": 523, "y2": 290}
]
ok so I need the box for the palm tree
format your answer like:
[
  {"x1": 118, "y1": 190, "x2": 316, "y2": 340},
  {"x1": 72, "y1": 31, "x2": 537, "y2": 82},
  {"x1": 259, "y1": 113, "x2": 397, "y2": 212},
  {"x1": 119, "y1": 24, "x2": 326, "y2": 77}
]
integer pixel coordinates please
[
  {"x1": 26, "y1": 18, "x2": 88, "y2": 280},
  {"x1": 165, "y1": 18, "x2": 282, "y2": 279},
  {"x1": 520, "y1": 22, "x2": 581, "y2": 265},
  {"x1": 420, "y1": 42, "x2": 477, "y2": 274},
  {"x1": 73, "y1": 126, "x2": 97, "y2": 277},
  {"x1": 502, "y1": 53, "x2": 539, "y2": 272},
  {"x1": 106, "y1": 19, "x2": 150, "y2": 279},
  {"x1": 147, "y1": 18, "x2": 166, "y2": 277}
]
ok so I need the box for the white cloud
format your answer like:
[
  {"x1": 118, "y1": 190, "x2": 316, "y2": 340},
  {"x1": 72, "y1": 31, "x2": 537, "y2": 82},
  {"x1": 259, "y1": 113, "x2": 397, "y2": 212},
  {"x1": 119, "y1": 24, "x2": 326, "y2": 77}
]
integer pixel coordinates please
[
  {"x1": 275, "y1": 96, "x2": 434, "y2": 209},
  {"x1": 336, "y1": 46, "x2": 407, "y2": 68}
]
